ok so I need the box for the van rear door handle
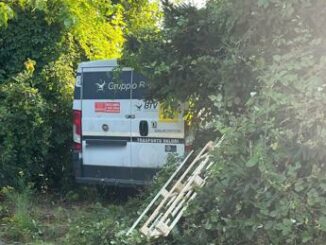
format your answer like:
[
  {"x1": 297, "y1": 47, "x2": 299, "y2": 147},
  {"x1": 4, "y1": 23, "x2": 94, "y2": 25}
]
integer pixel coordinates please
[
  {"x1": 139, "y1": 120, "x2": 149, "y2": 136},
  {"x1": 125, "y1": 114, "x2": 135, "y2": 119}
]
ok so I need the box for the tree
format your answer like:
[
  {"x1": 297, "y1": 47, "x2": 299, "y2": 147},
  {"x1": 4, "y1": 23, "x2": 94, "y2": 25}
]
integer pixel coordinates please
[{"x1": 128, "y1": 0, "x2": 326, "y2": 243}]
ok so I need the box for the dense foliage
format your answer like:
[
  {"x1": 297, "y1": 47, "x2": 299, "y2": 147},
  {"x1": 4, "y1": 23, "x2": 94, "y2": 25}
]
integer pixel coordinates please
[
  {"x1": 1, "y1": 0, "x2": 326, "y2": 244},
  {"x1": 0, "y1": 0, "x2": 160, "y2": 189},
  {"x1": 128, "y1": 0, "x2": 326, "y2": 244}
]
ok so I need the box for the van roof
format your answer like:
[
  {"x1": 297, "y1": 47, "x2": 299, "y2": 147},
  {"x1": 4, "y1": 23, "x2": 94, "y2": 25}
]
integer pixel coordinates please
[{"x1": 77, "y1": 59, "x2": 118, "y2": 72}]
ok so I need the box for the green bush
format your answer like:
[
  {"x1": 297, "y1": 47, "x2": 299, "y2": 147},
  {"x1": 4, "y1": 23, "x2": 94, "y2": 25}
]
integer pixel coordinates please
[
  {"x1": 166, "y1": 57, "x2": 326, "y2": 243},
  {"x1": 0, "y1": 70, "x2": 50, "y2": 187},
  {"x1": 132, "y1": 1, "x2": 326, "y2": 244},
  {"x1": 166, "y1": 9, "x2": 326, "y2": 244}
]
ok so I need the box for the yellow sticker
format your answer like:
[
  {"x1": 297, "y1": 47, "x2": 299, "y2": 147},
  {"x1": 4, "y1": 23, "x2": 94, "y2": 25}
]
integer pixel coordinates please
[{"x1": 159, "y1": 104, "x2": 179, "y2": 122}]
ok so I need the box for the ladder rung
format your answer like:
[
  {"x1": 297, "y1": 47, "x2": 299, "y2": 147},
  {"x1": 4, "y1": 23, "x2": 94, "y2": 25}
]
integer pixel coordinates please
[
  {"x1": 192, "y1": 175, "x2": 204, "y2": 187},
  {"x1": 160, "y1": 188, "x2": 170, "y2": 198},
  {"x1": 156, "y1": 221, "x2": 170, "y2": 236},
  {"x1": 174, "y1": 182, "x2": 185, "y2": 193}
]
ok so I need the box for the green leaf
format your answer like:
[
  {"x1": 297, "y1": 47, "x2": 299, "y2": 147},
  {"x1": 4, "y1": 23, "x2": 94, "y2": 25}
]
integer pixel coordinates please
[
  {"x1": 280, "y1": 219, "x2": 292, "y2": 236},
  {"x1": 294, "y1": 179, "x2": 305, "y2": 192},
  {"x1": 318, "y1": 216, "x2": 326, "y2": 231},
  {"x1": 246, "y1": 158, "x2": 258, "y2": 167},
  {"x1": 302, "y1": 231, "x2": 312, "y2": 243}
]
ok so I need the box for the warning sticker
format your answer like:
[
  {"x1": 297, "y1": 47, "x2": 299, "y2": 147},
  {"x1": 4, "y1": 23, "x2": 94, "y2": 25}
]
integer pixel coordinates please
[
  {"x1": 158, "y1": 104, "x2": 179, "y2": 122},
  {"x1": 95, "y1": 102, "x2": 120, "y2": 113}
]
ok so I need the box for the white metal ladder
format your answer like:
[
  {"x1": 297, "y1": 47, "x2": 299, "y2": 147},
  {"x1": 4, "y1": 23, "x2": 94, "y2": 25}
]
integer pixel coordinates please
[{"x1": 127, "y1": 136, "x2": 224, "y2": 238}]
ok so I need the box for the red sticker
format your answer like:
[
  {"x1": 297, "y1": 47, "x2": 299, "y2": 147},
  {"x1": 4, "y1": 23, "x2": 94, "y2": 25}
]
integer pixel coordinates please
[{"x1": 95, "y1": 102, "x2": 120, "y2": 113}]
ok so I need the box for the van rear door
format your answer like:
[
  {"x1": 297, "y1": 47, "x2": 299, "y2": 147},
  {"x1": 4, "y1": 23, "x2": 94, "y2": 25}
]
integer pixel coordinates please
[
  {"x1": 130, "y1": 72, "x2": 185, "y2": 169},
  {"x1": 81, "y1": 68, "x2": 132, "y2": 168}
]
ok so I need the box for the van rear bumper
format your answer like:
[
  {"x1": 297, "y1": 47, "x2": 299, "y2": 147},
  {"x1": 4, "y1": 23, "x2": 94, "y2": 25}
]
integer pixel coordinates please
[
  {"x1": 73, "y1": 154, "x2": 159, "y2": 186},
  {"x1": 75, "y1": 176, "x2": 151, "y2": 187}
]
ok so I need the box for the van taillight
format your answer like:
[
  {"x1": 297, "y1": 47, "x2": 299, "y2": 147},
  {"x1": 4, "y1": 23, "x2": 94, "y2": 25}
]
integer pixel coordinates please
[{"x1": 73, "y1": 110, "x2": 82, "y2": 151}]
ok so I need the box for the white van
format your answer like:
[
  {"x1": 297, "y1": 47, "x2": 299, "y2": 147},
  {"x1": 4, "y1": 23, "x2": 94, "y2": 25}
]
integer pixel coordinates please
[{"x1": 72, "y1": 59, "x2": 186, "y2": 186}]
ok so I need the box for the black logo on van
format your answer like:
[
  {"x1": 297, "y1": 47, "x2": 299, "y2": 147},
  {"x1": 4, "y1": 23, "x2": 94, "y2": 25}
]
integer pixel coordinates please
[
  {"x1": 135, "y1": 103, "x2": 143, "y2": 111},
  {"x1": 134, "y1": 101, "x2": 158, "y2": 112},
  {"x1": 144, "y1": 101, "x2": 158, "y2": 110}
]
